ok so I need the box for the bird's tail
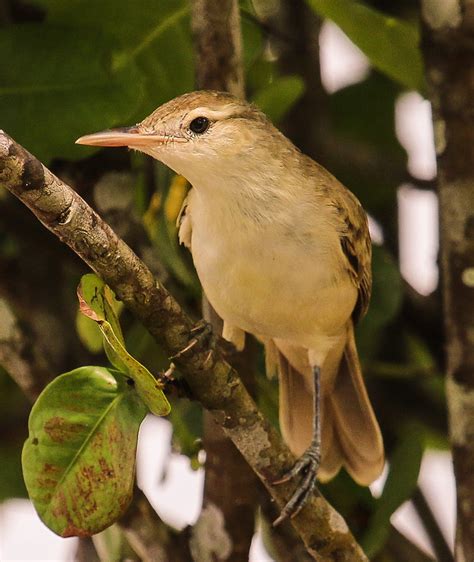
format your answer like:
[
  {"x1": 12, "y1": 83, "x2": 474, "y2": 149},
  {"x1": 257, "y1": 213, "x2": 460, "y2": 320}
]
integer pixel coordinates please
[{"x1": 272, "y1": 322, "x2": 384, "y2": 485}]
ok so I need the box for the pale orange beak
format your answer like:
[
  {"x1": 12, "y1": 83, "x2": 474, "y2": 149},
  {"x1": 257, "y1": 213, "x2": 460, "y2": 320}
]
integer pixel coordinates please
[{"x1": 75, "y1": 126, "x2": 186, "y2": 147}]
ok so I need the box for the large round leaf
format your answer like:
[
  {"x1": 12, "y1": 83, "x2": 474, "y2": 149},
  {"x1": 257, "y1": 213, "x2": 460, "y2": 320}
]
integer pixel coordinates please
[
  {"x1": 0, "y1": 25, "x2": 146, "y2": 163},
  {"x1": 34, "y1": 0, "x2": 194, "y2": 124},
  {"x1": 22, "y1": 366, "x2": 147, "y2": 537}
]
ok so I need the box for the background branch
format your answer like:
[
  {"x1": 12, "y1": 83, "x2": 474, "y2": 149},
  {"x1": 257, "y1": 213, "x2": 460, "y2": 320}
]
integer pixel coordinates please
[
  {"x1": 0, "y1": 131, "x2": 367, "y2": 561},
  {"x1": 412, "y1": 487, "x2": 453, "y2": 562},
  {"x1": 191, "y1": 2, "x2": 259, "y2": 561},
  {"x1": 421, "y1": 5, "x2": 474, "y2": 560}
]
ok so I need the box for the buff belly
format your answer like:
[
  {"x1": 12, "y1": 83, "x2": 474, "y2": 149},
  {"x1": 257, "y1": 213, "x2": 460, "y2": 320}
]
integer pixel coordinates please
[{"x1": 190, "y1": 224, "x2": 357, "y2": 352}]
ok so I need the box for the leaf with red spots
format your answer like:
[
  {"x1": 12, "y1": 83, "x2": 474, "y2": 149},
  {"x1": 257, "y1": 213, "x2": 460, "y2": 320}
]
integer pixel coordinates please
[
  {"x1": 22, "y1": 366, "x2": 147, "y2": 537},
  {"x1": 78, "y1": 274, "x2": 170, "y2": 416}
]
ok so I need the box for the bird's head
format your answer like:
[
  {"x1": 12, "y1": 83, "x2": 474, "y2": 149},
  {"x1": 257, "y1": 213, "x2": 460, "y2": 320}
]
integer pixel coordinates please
[{"x1": 76, "y1": 90, "x2": 276, "y2": 183}]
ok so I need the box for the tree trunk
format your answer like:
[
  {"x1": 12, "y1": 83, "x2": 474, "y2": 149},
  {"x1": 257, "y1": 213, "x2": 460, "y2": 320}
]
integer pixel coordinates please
[
  {"x1": 421, "y1": 3, "x2": 474, "y2": 560},
  {"x1": 191, "y1": 2, "x2": 258, "y2": 561}
]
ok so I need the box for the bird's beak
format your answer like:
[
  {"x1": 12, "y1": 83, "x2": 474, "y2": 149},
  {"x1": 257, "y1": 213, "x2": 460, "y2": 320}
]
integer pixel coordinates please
[{"x1": 75, "y1": 126, "x2": 184, "y2": 147}]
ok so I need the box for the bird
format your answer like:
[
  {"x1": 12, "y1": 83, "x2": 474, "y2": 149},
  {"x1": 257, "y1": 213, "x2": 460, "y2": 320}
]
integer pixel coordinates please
[{"x1": 76, "y1": 90, "x2": 385, "y2": 520}]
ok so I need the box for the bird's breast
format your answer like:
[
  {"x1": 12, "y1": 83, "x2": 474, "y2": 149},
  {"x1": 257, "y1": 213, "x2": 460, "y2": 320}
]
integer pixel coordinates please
[{"x1": 188, "y1": 191, "x2": 357, "y2": 343}]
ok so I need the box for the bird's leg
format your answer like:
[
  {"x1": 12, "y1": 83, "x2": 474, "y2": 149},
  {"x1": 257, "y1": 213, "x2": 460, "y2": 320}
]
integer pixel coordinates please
[{"x1": 273, "y1": 365, "x2": 321, "y2": 526}]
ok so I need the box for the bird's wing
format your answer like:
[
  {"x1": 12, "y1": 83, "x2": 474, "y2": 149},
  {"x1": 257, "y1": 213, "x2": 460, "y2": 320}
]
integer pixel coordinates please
[
  {"x1": 177, "y1": 189, "x2": 246, "y2": 351},
  {"x1": 331, "y1": 185, "x2": 372, "y2": 323},
  {"x1": 177, "y1": 192, "x2": 192, "y2": 249}
]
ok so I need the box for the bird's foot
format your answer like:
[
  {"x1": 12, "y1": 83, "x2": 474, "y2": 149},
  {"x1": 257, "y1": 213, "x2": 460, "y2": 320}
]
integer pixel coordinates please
[
  {"x1": 171, "y1": 320, "x2": 214, "y2": 359},
  {"x1": 272, "y1": 445, "x2": 320, "y2": 526}
]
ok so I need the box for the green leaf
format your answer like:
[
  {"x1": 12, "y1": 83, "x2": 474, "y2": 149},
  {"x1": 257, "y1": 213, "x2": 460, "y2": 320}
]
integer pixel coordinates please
[
  {"x1": 36, "y1": 0, "x2": 194, "y2": 122},
  {"x1": 0, "y1": 24, "x2": 145, "y2": 163},
  {"x1": 78, "y1": 274, "x2": 170, "y2": 417},
  {"x1": 169, "y1": 398, "x2": 202, "y2": 464},
  {"x1": 22, "y1": 366, "x2": 147, "y2": 537},
  {"x1": 252, "y1": 76, "x2": 306, "y2": 123},
  {"x1": 362, "y1": 430, "x2": 423, "y2": 557},
  {"x1": 76, "y1": 312, "x2": 103, "y2": 354},
  {"x1": 241, "y1": 11, "x2": 264, "y2": 70},
  {"x1": 357, "y1": 246, "x2": 402, "y2": 359},
  {"x1": 306, "y1": 0, "x2": 425, "y2": 91},
  {"x1": 328, "y1": 73, "x2": 406, "y2": 218},
  {"x1": 329, "y1": 73, "x2": 404, "y2": 156}
]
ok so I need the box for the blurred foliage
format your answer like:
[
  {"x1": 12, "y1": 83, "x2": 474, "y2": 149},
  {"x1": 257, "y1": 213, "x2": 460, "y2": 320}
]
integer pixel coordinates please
[
  {"x1": 0, "y1": 369, "x2": 29, "y2": 501},
  {"x1": 0, "y1": 0, "x2": 446, "y2": 558},
  {"x1": 306, "y1": 0, "x2": 425, "y2": 91},
  {"x1": 362, "y1": 429, "x2": 423, "y2": 557},
  {"x1": 358, "y1": 245, "x2": 403, "y2": 360},
  {"x1": 0, "y1": 0, "x2": 193, "y2": 162},
  {"x1": 252, "y1": 75, "x2": 306, "y2": 122}
]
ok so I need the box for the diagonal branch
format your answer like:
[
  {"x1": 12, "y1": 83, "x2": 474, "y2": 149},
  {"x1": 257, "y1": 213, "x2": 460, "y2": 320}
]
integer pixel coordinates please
[{"x1": 0, "y1": 131, "x2": 367, "y2": 561}]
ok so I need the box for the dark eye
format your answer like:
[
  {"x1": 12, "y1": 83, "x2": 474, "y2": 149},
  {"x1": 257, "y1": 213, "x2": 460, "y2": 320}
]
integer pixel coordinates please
[{"x1": 189, "y1": 116, "x2": 210, "y2": 134}]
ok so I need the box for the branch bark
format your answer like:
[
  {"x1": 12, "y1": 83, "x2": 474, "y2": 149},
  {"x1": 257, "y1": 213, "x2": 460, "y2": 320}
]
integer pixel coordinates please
[
  {"x1": 0, "y1": 132, "x2": 367, "y2": 561},
  {"x1": 421, "y1": 3, "x2": 474, "y2": 560},
  {"x1": 191, "y1": 2, "x2": 259, "y2": 561},
  {"x1": 191, "y1": 0, "x2": 244, "y2": 99}
]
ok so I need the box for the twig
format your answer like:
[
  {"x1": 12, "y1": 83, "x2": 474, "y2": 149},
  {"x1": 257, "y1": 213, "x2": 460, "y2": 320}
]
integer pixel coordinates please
[
  {"x1": 0, "y1": 131, "x2": 367, "y2": 561},
  {"x1": 0, "y1": 296, "x2": 51, "y2": 401},
  {"x1": 380, "y1": 526, "x2": 435, "y2": 562},
  {"x1": 120, "y1": 487, "x2": 192, "y2": 562},
  {"x1": 412, "y1": 487, "x2": 453, "y2": 562}
]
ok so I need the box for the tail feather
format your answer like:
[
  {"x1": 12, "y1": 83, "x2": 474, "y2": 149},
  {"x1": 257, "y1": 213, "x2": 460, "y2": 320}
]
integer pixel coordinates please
[
  {"x1": 270, "y1": 322, "x2": 384, "y2": 486},
  {"x1": 329, "y1": 323, "x2": 384, "y2": 485},
  {"x1": 277, "y1": 351, "x2": 313, "y2": 456}
]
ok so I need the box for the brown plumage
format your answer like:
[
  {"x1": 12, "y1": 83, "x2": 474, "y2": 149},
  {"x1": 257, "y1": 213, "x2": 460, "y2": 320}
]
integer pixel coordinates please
[{"x1": 76, "y1": 90, "x2": 385, "y2": 514}]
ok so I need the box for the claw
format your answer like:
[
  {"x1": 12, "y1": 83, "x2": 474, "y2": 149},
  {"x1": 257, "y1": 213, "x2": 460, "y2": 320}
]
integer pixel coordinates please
[
  {"x1": 272, "y1": 447, "x2": 320, "y2": 526},
  {"x1": 171, "y1": 320, "x2": 214, "y2": 360},
  {"x1": 273, "y1": 364, "x2": 322, "y2": 526}
]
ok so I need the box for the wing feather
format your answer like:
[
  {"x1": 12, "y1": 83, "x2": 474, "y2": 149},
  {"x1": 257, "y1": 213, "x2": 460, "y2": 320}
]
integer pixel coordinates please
[{"x1": 331, "y1": 185, "x2": 372, "y2": 323}]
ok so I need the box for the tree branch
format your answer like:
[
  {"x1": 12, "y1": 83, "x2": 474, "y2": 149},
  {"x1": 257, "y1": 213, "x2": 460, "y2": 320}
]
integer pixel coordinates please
[
  {"x1": 191, "y1": 0, "x2": 244, "y2": 99},
  {"x1": 0, "y1": 131, "x2": 367, "y2": 561},
  {"x1": 421, "y1": 4, "x2": 474, "y2": 560},
  {"x1": 191, "y1": 2, "x2": 260, "y2": 561}
]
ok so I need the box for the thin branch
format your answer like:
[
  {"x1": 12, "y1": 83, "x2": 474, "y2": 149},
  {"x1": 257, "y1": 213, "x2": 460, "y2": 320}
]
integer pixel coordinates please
[
  {"x1": 380, "y1": 526, "x2": 435, "y2": 562},
  {"x1": 0, "y1": 296, "x2": 51, "y2": 401},
  {"x1": 120, "y1": 487, "x2": 192, "y2": 562},
  {"x1": 412, "y1": 487, "x2": 453, "y2": 562},
  {"x1": 0, "y1": 131, "x2": 367, "y2": 561}
]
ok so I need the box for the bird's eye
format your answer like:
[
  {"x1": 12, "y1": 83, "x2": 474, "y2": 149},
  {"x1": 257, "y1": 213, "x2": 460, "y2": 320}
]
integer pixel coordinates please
[{"x1": 189, "y1": 116, "x2": 210, "y2": 134}]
